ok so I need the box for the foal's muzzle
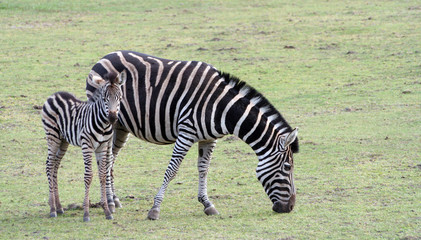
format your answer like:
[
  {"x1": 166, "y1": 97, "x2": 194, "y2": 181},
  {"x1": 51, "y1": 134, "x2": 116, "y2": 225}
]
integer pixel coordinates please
[{"x1": 108, "y1": 111, "x2": 118, "y2": 124}]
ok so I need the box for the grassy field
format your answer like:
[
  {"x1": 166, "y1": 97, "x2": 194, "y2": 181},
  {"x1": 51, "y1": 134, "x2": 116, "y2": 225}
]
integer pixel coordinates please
[{"x1": 1, "y1": 0, "x2": 420, "y2": 239}]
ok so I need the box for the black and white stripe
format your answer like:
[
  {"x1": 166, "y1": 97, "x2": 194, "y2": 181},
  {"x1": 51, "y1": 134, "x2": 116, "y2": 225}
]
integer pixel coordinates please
[
  {"x1": 42, "y1": 71, "x2": 125, "y2": 222},
  {"x1": 86, "y1": 51, "x2": 299, "y2": 219}
]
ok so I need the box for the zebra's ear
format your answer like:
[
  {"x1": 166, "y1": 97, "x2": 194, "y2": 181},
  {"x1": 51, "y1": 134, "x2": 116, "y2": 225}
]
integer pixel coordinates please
[
  {"x1": 281, "y1": 128, "x2": 299, "y2": 149},
  {"x1": 285, "y1": 128, "x2": 298, "y2": 147},
  {"x1": 117, "y1": 70, "x2": 127, "y2": 86},
  {"x1": 91, "y1": 74, "x2": 106, "y2": 86}
]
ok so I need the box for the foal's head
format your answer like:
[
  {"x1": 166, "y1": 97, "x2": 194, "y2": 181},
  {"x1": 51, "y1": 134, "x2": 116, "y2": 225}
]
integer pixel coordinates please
[{"x1": 91, "y1": 70, "x2": 127, "y2": 124}]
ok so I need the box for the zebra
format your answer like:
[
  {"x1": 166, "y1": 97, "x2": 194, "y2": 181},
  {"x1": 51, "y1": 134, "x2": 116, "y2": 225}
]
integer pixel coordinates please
[
  {"x1": 42, "y1": 71, "x2": 126, "y2": 222},
  {"x1": 86, "y1": 50, "x2": 299, "y2": 220}
]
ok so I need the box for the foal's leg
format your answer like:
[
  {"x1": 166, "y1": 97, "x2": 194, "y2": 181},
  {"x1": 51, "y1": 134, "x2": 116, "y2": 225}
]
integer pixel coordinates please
[
  {"x1": 197, "y1": 140, "x2": 219, "y2": 215},
  {"x1": 96, "y1": 143, "x2": 113, "y2": 220},
  {"x1": 107, "y1": 124, "x2": 129, "y2": 211},
  {"x1": 147, "y1": 135, "x2": 194, "y2": 220},
  {"x1": 53, "y1": 141, "x2": 69, "y2": 215},
  {"x1": 82, "y1": 146, "x2": 94, "y2": 222},
  {"x1": 46, "y1": 139, "x2": 66, "y2": 217}
]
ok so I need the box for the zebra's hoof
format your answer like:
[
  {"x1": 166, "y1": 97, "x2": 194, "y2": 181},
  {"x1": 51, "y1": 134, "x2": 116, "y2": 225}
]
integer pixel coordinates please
[
  {"x1": 114, "y1": 198, "x2": 122, "y2": 208},
  {"x1": 50, "y1": 212, "x2": 57, "y2": 218},
  {"x1": 147, "y1": 208, "x2": 160, "y2": 220},
  {"x1": 204, "y1": 206, "x2": 219, "y2": 216},
  {"x1": 83, "y1": 216, "x2": 90, "y2": 222},
  {"x1": 106, "y1": 214, "x2": 113, "y2": 220},
  {"x1": 56, "y1": 208, "x2": 64, "y2": 214},
  {"x1": 108, "y1": 203, "x2": 116, "y2": 213}
]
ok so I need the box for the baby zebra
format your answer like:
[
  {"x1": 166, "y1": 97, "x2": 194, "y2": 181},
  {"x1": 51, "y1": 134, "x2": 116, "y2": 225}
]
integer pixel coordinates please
[{"x1": 41, "y1": 71, "x2": 126, "y2": 222}]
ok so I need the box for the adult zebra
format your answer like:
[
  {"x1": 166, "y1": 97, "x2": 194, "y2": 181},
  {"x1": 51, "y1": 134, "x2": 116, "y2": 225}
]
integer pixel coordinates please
[
  {"x1": 42, "y1": 72, "x2": 125, "y2": 221},
  {"x1": 86, "y1": 50, "x2": 299, "y2": 220}
]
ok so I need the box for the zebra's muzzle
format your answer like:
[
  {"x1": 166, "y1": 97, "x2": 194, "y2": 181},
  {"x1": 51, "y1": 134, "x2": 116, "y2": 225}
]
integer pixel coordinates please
[
  {"x1": 108, "y1": 111, "x2": 118, "y2": 124},
  {"x1": 272, "y1": 194, "x2": 295, "y2": 213}
]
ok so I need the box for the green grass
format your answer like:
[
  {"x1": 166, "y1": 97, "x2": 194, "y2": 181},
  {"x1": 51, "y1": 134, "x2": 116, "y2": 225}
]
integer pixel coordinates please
[{"x1": 1, "y1": 0, "x2": 420, "y2": 239}]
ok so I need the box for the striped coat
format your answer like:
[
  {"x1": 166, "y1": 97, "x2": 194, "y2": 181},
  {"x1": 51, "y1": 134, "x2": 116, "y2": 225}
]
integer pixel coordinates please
[
  {"x1": 86, "y1": 51, "x2": 299, "y2": 219},
  {"x1": 42, "y1": 72, "x2": 125, "y2": 221}
]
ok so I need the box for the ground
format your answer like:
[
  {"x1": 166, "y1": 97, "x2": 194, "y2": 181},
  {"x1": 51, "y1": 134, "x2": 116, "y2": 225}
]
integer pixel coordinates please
[{"x1": 0, "y1": 0, "x2": 420, "y2": 239}]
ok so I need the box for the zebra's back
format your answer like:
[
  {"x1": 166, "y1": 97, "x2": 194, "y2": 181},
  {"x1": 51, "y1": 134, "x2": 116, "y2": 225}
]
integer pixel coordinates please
[
  {"x1": 87, "y1": 51, "x2": 224, "y2": 144},
  {"x1": 42, "y1": 91, "x2": 85, "y2": 147}
]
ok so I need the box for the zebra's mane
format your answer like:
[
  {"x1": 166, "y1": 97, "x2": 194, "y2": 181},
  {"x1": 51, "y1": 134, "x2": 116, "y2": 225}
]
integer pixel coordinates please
[
  {"x1": 88, "y1": 86, "x2": 103, "y2": 103},
  {"x1": 219, "y1": 71, "x2": 299, "y2": 153}
]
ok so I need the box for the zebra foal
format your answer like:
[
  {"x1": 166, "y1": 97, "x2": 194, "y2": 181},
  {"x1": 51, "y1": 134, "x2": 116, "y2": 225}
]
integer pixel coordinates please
[{"x1": 42, "y1": 71, "x2": 126, "y2": 222}]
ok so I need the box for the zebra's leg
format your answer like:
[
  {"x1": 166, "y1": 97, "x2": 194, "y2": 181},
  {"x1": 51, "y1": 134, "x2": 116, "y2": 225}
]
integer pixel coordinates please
[
  {"x1": 53, "y1": 141, "x2": 69, "y2": 215},
  {"x1": 96, "y1": 144, "x2": 113, "y2": 220},
  {"x1": 197, "y1": 140, "x2": 219, "y2": 215},
  {"x1": 107, "y1": 124, "x2": 130, "y2": 212},
  {"x1": 46, "y1": 138, "x2": 67, "y2": 218},
  {"x1": 147, "y1": 135, "x2": 194, "y2": 220},
  {"x1": 82, "y1": 147, "x2": 94, "y2": 222}
]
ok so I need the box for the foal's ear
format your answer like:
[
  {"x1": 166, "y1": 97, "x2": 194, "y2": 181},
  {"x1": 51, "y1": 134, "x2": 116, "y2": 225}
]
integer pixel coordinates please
[
  {"x1": 117, "y1": 70, "x2": 127, "y2": 86},
  {"x1": 91, "y1": 74, "x2": 106, "y2": 86}
]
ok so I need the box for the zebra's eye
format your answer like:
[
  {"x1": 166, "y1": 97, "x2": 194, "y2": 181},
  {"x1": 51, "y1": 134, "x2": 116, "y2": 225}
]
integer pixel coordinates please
[{"x1": 284, "y1": 162, "x2": 291, "y2": 171}]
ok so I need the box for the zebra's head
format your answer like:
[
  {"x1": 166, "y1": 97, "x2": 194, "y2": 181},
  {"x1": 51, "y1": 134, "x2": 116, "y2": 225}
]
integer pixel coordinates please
[
  {"x1": 91, "y1": 70, "x2": 127, "y2": 124},
  {"x1": 256, "y1": 128, "x2": 299, "y2": 213}
]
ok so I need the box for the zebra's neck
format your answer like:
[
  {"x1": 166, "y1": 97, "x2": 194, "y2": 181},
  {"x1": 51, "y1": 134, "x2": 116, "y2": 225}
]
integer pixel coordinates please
[
  {"x1": 226, "y1": 99, "x2": 290, "y2": 156},
  {"x1": 215, "y1": 74, "x2": 293, "y2": 156},
  {"x1": 80, "y1": 94, "x2": 111, "y2": 131}
]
